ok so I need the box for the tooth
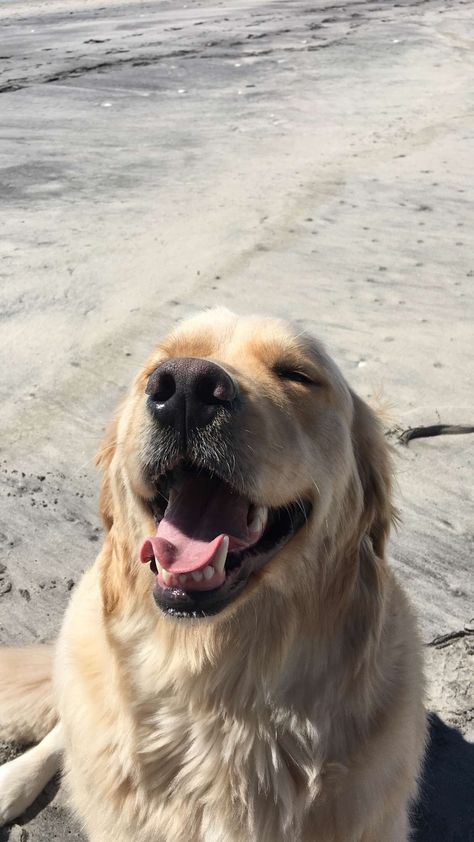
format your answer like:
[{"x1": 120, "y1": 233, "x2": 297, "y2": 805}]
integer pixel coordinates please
[
  {"x1": 203, "y1": 565, "x2": 214, "y2": 580},
  {"x1": 214, "y1": 536, "x2": 229, "y2": 573},
  {"x1": 249, "y1": 505, "x2": 268, "y2": 534},
  {"x1": 162, "y1": 569, "x2": 172, "y2": 585},
  {"x1": 192, "y1": 570, "x2": 203, "y2": 582},
  {"x1": 179, "y1": 574, "x2": 188, "y2": 585}
]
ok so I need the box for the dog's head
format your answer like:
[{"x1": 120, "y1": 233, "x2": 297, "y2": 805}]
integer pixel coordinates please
[{"x1": 97, "y1": 309, "x2": 393, "y2": 634}]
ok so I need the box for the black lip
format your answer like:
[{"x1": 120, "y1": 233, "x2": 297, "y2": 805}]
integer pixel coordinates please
[
  {"x1": 153, "y1": 560, "x2": 250, "y2": 618},
  {"x1": 152, "y1": 500, "x2": 311, "y2": 619}
]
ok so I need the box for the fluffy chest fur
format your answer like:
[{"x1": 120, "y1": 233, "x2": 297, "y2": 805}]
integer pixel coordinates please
[
  {"x1": 133, "y1": 696, "x2": 325, "y2": 842},
  {"x1": 58, "y1": 564, "x2": 420, "y2": 842},
  {"x1": 59, "y1": 575, "x2": 338, "y2": 842}
]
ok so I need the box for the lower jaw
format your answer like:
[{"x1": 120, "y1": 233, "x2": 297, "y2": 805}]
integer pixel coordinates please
[{"x1": 153, "y1": 556, "x2": 253, "y2": 618}]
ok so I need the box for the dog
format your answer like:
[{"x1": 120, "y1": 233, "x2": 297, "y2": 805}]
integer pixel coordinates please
[{"x1": 0, "y1": 309, "x2": 426, "y2": 841}]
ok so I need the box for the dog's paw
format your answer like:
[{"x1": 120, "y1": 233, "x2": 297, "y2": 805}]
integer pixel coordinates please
[{"x1": 0, "y1": 754, "x2": 37, "y2": 825}]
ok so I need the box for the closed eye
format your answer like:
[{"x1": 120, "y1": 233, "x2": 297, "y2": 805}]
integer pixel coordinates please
[{"x1": 274, "y1": 366, "x2": 319, "y2": 386}]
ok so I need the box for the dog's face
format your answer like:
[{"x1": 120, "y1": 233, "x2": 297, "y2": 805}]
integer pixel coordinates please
[{"x1": 99, "y1": 310, "x2": 392, "y2": 627}]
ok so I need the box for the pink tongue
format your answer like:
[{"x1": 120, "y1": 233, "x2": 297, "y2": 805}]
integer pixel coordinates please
[{"x1": 140, "y1": 475, "x2": 251, "y2": 575}]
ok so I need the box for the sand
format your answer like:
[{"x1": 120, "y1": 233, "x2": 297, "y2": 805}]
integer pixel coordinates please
[{"x1": 0, "y1": 0, "x2": 473, "y2": 838}]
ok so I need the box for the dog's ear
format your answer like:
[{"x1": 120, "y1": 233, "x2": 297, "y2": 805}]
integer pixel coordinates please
[
  {"x1": 350, "y1": 391, "x2": 395, "y2": 559},
  {"x1": 95, "y1": 413, "x2": 120, "y2": 532}
]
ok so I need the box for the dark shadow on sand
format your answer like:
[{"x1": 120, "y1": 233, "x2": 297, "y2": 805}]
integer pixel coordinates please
[{"x1": 412, "y1": 713, "x2": 474, "y2": 842}]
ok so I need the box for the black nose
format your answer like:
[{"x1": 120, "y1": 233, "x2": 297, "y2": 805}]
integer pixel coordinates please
[{"x1": 146, "y1": 357, "x2": 238, "y2": 438}]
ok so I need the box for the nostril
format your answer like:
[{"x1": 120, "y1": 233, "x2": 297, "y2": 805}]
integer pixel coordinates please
[
  {"x1": 195, "y1": 375, "x2": 218, "y2": 405},
  {"x1": 147, "y1": 371, "x2": 176, "y2": 404},
  {"x1": 213, "y1": 378, "x2": 235, "y2": 402},
  {"x1": 195, "y1": 373, "x2": 236, "y2": 405}
]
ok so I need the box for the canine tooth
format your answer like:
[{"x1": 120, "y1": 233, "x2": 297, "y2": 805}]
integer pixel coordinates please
[
  {"x1": 191, "y1": 570, "x2": 203, "y2": 582},
  {"x1": 203, "y1": 565, "x2": 214, "y2": 580},
  {"x1": 162, "y1": 569, "x2": 172, "y2": 585},
  {"x1": 179, "y1": 574, "x2": 188, "y2": 585},
  {"x1": 214, "y1": 536, "x2": 229, "y2": 573},
  {"x1": 248, "y1": 505, "x2": 268, "y2": 534}
]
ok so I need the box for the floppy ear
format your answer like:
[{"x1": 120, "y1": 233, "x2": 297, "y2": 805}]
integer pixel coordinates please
[
  {"x1": 350, "y1": 391, "x2": 395, "y2": 559},
  {"x1": 95, "y1": 413, "x2": 120, "y2": 532}
]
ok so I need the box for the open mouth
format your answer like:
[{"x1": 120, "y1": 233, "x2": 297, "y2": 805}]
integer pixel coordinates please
[{"x1": 140, "y1": 464, "x2": 311, "y2": 618}]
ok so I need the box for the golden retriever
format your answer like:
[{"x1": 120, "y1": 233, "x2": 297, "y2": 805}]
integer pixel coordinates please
[{"x1": 0, "y1": 309, "x2": 426, "y2": 841}]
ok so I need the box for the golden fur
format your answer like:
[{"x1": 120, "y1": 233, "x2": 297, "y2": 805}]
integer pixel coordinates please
[{"x1": 0, "y1": 310, "x2": 426, "y2": 841}]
